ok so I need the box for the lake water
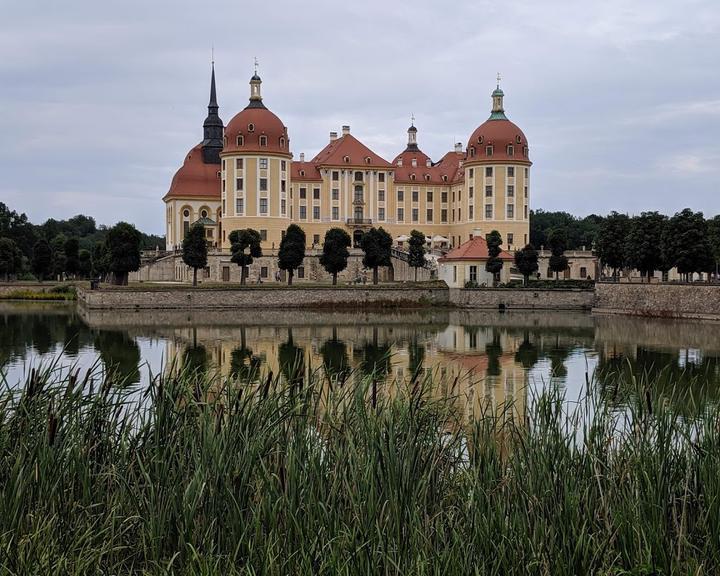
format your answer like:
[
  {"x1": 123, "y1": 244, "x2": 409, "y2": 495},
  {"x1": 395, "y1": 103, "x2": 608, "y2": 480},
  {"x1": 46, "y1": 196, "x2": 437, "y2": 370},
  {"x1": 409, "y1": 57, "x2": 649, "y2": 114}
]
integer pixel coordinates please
[{"x1": 2, "y1": 302, "x2": 719, "y2": 419}]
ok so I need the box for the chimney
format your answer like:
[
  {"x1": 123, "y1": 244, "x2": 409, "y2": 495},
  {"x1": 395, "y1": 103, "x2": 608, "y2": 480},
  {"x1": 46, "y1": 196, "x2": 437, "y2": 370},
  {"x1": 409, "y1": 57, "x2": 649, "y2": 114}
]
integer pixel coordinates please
[
  {"x1": 299, "y1": 152, "x2": 305, "y2": 162},
  {"x1": 329, "y1": 131, "x2": 338, "y2": 141},
  {"x1": 341, "y1": 125, "x2": 350, "y2": 136},
  {"x1": 426, "y1": 159, "x2": 431, "y2": 167},
  {"x1": 472, "y1": 228, "x2": 483, "y2": 239},
  {"x1": 454, "y1": 142, "x2": 463, "y2": 153}
]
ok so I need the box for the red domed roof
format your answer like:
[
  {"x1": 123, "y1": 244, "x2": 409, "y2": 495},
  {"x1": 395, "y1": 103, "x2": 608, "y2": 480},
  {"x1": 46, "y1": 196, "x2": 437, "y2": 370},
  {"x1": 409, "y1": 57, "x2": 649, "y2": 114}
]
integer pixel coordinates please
[
  {"x1": 163, "y1": 143, "x2": 221, "y2": 201},
  {"x1": 223, "y1": 105, "x2": 290, "y2": 156},
  {"x1": 466, "y1": 118, "x2": 530, "y2": 164}
]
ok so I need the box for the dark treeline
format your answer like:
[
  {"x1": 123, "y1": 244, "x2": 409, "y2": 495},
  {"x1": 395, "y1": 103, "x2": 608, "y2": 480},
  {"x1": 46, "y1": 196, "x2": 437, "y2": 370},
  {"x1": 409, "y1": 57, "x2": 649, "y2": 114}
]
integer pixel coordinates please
[
  {"x1": 0, "y1": 203, "x2": 164, "y2": 282},
  {"x1": 531, "y1": 208, "x2": 720, "y2": 280}
]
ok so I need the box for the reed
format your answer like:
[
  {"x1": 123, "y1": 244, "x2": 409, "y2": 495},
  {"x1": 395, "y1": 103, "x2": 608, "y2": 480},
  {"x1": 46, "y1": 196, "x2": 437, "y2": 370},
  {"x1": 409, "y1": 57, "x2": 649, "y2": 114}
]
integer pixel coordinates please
[{"x1": 0, "y1": 360, "x2": 718, "y2": 574}]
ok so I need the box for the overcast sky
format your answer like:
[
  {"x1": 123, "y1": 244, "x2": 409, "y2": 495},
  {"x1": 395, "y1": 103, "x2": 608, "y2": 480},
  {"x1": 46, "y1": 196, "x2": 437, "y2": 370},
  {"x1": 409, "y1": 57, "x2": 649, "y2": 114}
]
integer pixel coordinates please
[{"x1": 1, "y1": 0, "x2": 719, "y2": 234}]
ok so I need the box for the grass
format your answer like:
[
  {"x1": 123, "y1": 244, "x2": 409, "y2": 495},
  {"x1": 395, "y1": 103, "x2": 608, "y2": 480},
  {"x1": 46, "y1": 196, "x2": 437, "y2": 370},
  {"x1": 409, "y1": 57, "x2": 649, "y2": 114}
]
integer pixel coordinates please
[
  {"x1": 1, "y1": 360, "x2": 719, "y2": 574},
  {"x1": 0, "y1": 286, "x2": 76, "y2": 301}
]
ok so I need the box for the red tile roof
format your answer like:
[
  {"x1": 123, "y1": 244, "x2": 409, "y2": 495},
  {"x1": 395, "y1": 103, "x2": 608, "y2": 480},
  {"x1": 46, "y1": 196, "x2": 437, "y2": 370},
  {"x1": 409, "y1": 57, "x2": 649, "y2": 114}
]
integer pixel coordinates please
[
  {"x1": 438, "y1": 235, "x2": 514, "y2": 262},
  {"x1": 465, "y1": 118, "x2": 531, "y2": 165},
  {"x1": 391, "y1": 148, "x2": 465, "y2": 185},
  {"x1": 222, "y1": 106, "x2": 291, "y2": 156},
  {"x1": 163, "y1": 144, "x2": 221, "y2": 201},
  {"x1": 291, "y1": 161, "x2": 322, "y2": 181},
  {"x1": 311, "y1": 134, "x2": 392, "y2": 168}
]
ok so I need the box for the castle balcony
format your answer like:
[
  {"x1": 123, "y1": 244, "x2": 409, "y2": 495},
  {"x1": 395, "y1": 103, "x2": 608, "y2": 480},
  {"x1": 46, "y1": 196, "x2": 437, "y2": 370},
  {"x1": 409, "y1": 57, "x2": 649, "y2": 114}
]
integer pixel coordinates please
[{"x1": 346, "y1": 218, "x2": 373, "y2": 227}]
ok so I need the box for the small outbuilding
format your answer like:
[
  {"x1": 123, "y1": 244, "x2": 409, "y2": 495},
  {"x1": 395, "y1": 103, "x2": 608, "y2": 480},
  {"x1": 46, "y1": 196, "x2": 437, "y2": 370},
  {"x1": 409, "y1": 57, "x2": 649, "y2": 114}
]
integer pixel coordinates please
[{"x1": 438, "y1": 233, "x2": 514, "y2": 287}]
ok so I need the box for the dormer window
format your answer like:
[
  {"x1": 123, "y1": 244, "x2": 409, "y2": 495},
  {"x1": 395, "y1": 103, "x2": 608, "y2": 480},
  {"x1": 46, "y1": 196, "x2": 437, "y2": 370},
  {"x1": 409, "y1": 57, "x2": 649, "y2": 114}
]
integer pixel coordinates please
[
  {"x1": 411, "y1": 159, "x2": 417, "y2": 167},
  {"x1": 426, "y1": 159, "x2": 431, "y2": 167},
  {"x1": 516, "y1": 135, "x2": 522, "y2": 144},
  {"x1": 507, "y1": 145, "x2": 514, "y2": 156},
  {"x1": 248, "y1": 123, "x2": 255, "y2": 132},
  {"x1": 343, "y1": 156, "x2": 350, "y2": 163},
  {"x1": 397, "y1": 159, "x2": 403, "y2": 167},
  {"x1": 259, "y1": 135, "x2": 267, "y2": 147},
  {"x1": 425, "y1": 174, "x2": 431, "y2": 182},
  {"x1": 365, "y1": 156, "x2": 372, "y2": 164},
  {"x1": 523, "y1": 146, "x2": 529, "y2": 157},
  {"x1": 486, "y1": 145, "x2": 494, "y2": 157},
  {"x1": 280, "y1": 137, "x2": 285, "y2": 147},
  {"x1": 236, "y1": 135, "x2": 244, "y2": 146},
  {"x1": 478, "y1": 136, "x2": 484, "y2": 144},
  {"x1": 469, "y1": 147, "x2": 476, "y2": 157},
  {"x1": 410, "y1": 174, "x2": 416, "y2": 181},
  {"x1": 442, "y1": 175, "x2": 448, "y2": 182},
  {"x1": 300, "y1": 170, "x2": 305, "y2": 177}
]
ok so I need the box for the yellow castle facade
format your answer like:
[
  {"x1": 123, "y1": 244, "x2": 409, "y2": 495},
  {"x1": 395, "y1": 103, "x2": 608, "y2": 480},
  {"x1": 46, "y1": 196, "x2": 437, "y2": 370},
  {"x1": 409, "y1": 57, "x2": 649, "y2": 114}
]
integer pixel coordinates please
[{"x1": 163, "y1": 66, "x2": 531, "y2": 254}]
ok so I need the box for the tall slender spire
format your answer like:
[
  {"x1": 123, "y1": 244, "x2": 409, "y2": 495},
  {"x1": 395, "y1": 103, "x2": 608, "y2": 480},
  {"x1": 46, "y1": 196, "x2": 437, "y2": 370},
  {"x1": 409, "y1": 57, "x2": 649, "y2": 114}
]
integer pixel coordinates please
[{"x1": 202, "y1": 61, "x2": 224, "y2": 164}]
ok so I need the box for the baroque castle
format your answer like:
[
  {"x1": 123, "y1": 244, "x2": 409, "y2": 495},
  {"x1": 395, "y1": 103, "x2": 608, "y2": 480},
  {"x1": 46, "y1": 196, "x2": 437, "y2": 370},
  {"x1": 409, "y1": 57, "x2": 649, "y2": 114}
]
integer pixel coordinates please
[{"x1": 163, "y1": 65, "x2": 531, "y2": 256}]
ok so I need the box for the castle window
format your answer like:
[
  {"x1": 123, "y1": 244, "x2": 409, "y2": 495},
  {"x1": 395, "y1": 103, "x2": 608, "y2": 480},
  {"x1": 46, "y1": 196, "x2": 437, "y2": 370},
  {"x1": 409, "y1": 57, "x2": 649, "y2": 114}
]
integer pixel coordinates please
[
  {"x1": 411, "y1": 159, "x2": 417, "y2": 167},
  {"x1": 424, "y1": 174, "x2": 430, "y2": 181},
  {"x1": 516, "y1": 135, "x2": 522, "y2": 144},
  {"x1": 236, "y1": 198, "x2": 244, "y2": 214},
  {"x1": 486, "y1": 166, "x2": 493, "y2": 177},
  {"x1": 281, "y1": 160, "x2": 286, "y2": 171},
  {"x1": 260, "y1": 229, "x2": 267, "y2": 241},
  {"x1": 378, "y1": 173, "x2": 385, "y2": 183},
  {"x1": 223, "y1": 137, "x2": 227, "y2": 146},
  {"x1": 299, "y1": 188, "x2": 306, "y2": 199},
  {"x1": 508, "y1": 233, "x2": 514, "y2": 245},
  {"x1": 332, "y1": 188, "x2": 339, "y2": 200},
  {"x1": 410, "y1": 174, "x2": 416, "y2": 181},
  {"x1": 378, "y1": 189, "x2": 385, "y2": 201},
  {"x1": 259, "y1": 158, "x2": 268, "y2": 169},
  {"x1": 478, "y1": 136, "x2": 484, "y2": 144},
  {"x1": 280, "y1": 137, "x2": 285, "y2": 147},
  {"x1": 469, "y1": 147, "x2": 476, "y2": 157},
  {"x1": 183, "y1": 209, "x2": 190, "y2": 218},
  {"x1": 259, "y1": 198, "x2": 268, "y2": 215},
  {"x1": 332, "y1": 171, "x2": 339, "y2": 181},
  {"x1": 485, "y1": 186, "x2": 493, "y2": 197},
  {"x1": 524, "y1": 146, "x2": 529, "y2": 157},
  {"x1": 486, "y1": 145, "x2": 493, "y2": 156},
  {"x1": 507, "y1": 185, "x2": 514, "y2": 197},
  {"x1": 442, "y1": 191, "x2": 448, "y2": 203},
  {"x1": 313, "y1": 188, "x2": 320, "y2": 200},
  {"x1": 507, "y1": 145, "x2": 514, "y2": 156},
  {"x1": 441, "y1": 209, "x2": 448, "y2": 222},
  {"x1": 427, "y1": 190, "x2": 433, "y2": 202},
  {"x1": 259, "y1": 178, "x2": 268, "y2": 191},
  {"x1": 365, "y1": 156, "x2": 372, "y2": 164},
  {"x1": 300, "y1": 170, "x2": 305, "y2": 177},
  {"x1": 237, "y1": 135, "x2": 244, "y2": 146},
  {"x1": 397, "y1": 190, "x2": 404, "y2": 201},
  {"x1": 507, "y1": 166, "x2": 515, "y2": 177},
  {"x1": 354, "y1": 171, "x2": 363, "y2": 181},
  {"x1": 469, "y1": 168, "x2": 474, "y2": 179},
  {"x1": 343, "y1": 156, "x2": 350, "y2": 163},
  {"x1": 412, "y1": 190, "x2": 418, "y2": 202},
  {"x1": 259, "y1": 135, "x2": 267, "y2": 147},
  {"x1": 236, "y1": 158, "x2": 244, "y2": 169},
  {"x1": 507, "y1": 205, "x2": 514, "y2": 219},
  {"x1": 442, "y1": 175, "x2": 448, "y2": 182},
  {"x1": 236, "y1": 178, "x2": 243, "y2": 190},
  {"x1": 397, "y1": 159, "x2": 403, "y2": 167},
  {"x1": 248, "y1": 123, "x2": 255, "y2": 132}
]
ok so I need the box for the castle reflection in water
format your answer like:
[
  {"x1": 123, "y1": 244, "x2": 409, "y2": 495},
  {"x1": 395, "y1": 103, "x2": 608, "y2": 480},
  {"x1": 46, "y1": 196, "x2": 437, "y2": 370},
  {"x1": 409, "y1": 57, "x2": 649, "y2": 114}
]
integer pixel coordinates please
[{"x1": 3, "y1": 304, "x2": 720, "y2": 422}]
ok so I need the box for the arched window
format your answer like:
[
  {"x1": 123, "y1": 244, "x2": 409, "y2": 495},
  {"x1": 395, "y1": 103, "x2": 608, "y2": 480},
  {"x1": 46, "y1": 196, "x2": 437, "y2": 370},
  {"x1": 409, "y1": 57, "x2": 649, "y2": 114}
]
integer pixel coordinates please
[
  {"x1": 248, "y1": 123, "x2": 255, "y2": 132},
  {"x1": 300, "y1": 170, "x2": 305, "y2": 177},
  {"x1": 183, "y1": 209, "x2": 190, "y2": 218},
  {"x1": 516, "y1": 135, "x2": 522, "y2": 144},
  {"x1": 478, "y1": 136, "x2": 484, "y2": 144},
  {"x1": 280, "y1": 137, "x2": 285, "y2": 147},
  {"x1": 259, "y1": 135, "x2": 267, "y2": 146},
  {"x1": 365, "y1": 156, "x2": 371, "y2": 164},
  {"x1": 201, "y1": 209, "x2": 208, "y2": 218},
  {"x1": 425, "y1": 174, "x2": 431, "y2": 181},
  {"x1": 469, "y1": 147, "x2": 476, "y2": 157},
  {"x1": 236, "y1": 135, "x2": 244, "y2": 146},
  {"x1": 442, "y1": 175, "x2": 448, "y2": 182},
  {"x1": 410, "y1": 174, "x2": 416, "y2": 181},
  {"x1": 343, "y1": 156, "x2": 350, "y2": 163}
]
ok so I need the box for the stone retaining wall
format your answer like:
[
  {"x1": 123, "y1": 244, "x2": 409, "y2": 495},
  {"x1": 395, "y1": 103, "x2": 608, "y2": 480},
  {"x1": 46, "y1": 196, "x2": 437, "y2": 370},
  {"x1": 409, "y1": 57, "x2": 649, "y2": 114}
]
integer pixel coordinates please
[
  {"x1": 77, "y1": 285, "x2": 449, "y2": 310},
  {"x1": 449, "y1": 288, "x2": 595, "y2": 310},
  {"x1": 594, "y1": 283, "x2": 720, "y2": 321},
  {"x1": 0, "y1": 283, "x2": 63, "y2": 295}
]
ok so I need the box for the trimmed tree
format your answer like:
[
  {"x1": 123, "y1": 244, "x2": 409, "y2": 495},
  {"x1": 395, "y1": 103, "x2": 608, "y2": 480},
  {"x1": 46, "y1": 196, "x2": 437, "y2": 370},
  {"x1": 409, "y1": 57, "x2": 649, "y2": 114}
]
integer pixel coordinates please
[
  {"x1": 229, "y1": 229, "x2": 262, "y2": 285},
  {"x1": 407, "y1": 229, "x2": 426, "y2": 282},
  {"x1": 50, "y1": 234, "x2": 67, "y2": 281},
  {"x1": 662, "y1": 208, "x2": 712, "y2": 281},
  {"x1": 596, "y1": 212, "x2": 629, "y2": 279},
  {"x1": 547, "y1": 228, "x2": 569, "y2": 281},
  {"x1": 64, "y1": 237, "x2": 80, "y2": 278},
  {"x1": 0, "y1": 238, "x2": 22, "y2": 281},
  {"x1": 514, "y1": 244, "x2": 539, "y2": 286},
  {"x1": 182, "y1": 222, "x2": 208, "y2": 286},
  {"x1": 485, "y1": 230, "x2": 503, "y2": 286},
  {"x1": 708, "y1": 214, "x2": 720, "y2": 280},
  {"x1": 105, "y1": 222, "x2": 142, "y2": 285},
  {"x1": 31, "y1": 238, "x2": 52, "y2": 282},
  {"x1": 91, "y1": 241, "x2": 110, "y2": 281},
  {"x1": 78, "y1": 249, "x2": 92, "y2": 279},
  {"x1": 320, "y1": 227, "x2": 351, "y2": 285},
  {"x1": 278, "y1": 224, "x2": 306, "y2": 285},
  {"x1": 360, "y1": 227, "x2": 392, "y2": 285},
  {"x1": 624, "y1": 211, "x2": 666, "y2": 282}
]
